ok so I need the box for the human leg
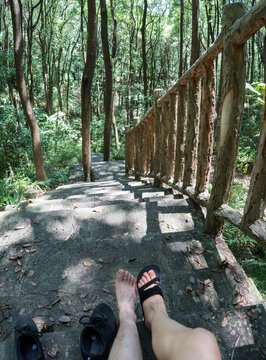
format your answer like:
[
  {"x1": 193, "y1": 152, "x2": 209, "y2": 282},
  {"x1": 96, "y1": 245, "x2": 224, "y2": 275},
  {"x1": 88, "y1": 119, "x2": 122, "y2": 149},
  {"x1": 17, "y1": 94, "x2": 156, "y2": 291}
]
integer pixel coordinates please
[
  {"x1": 108, "y1": 270, "x2": 143, "y2": 360},
  {"x1": 138, "y1": 268, "x2": 222, "y2": 360}
]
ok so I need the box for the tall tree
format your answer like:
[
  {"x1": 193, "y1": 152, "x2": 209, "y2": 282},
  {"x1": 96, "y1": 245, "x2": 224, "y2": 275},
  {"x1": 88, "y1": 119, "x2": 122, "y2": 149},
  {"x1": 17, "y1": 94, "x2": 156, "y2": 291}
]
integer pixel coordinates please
[
  {"x1": 179, "y1": 0, "x2": 184, "y2": 78},
  {"x1": 81, "y1": 0, "x2": 97, "y2": 181},
  {"x1": 9, "y1": 0, "x2": 47, "y2": 180},
  {"x1": 101, "y1": 0, "x2": 113, "y2": 161},
  {"x1": 141, "y1": 0, "x2": 148, "y2": 111}
]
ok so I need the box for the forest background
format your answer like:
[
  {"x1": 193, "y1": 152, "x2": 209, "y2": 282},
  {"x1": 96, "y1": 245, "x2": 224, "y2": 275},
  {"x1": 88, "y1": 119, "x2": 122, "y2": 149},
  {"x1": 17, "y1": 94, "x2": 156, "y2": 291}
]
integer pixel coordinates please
[{"x1": 0, "y1": 0, "x2": 265, "y2": 297}]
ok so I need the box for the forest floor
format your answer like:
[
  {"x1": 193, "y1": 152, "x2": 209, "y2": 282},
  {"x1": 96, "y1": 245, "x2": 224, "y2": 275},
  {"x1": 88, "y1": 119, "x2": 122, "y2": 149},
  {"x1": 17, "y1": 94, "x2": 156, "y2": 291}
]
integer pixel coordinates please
[{"x1": 0, "y1": 154, "x2": 265, "y2": 359}]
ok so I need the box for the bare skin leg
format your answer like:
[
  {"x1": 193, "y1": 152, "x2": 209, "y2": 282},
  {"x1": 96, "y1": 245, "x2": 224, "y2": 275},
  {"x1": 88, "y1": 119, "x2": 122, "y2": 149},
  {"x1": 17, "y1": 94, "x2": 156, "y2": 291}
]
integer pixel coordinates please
[
  {"x1": 108, "y1": 270, "x2": 143, "y2": 360},
  {"x1": 138, "y1": 270, "x2": 222, "y2": 360}
]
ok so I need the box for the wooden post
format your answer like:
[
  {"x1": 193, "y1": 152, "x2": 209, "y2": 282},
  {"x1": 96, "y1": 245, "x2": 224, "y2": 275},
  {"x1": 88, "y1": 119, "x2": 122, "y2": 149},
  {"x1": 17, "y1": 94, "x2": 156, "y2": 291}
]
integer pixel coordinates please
[
  {"x1": 195, "y1": 60, "x2": 216, "y2": 194},
  {"x1": 125, "y1": 125, "x2": 130, "y2": 174},
  {"x1": 183, "y1": 75, "x2": 201, "y2": 187},
  {"x1": 166, "y1": 93, "x2": 177, "y2": 182},
  {"x1": 205, "y1": 3, "x2": 246, "y2": 235},
  {"x1": 154, "y1": 89, "x2": 164, "y2": 187},
  {"x1": 174, "y1": 84, "x2": 188, "y2": 184},
  {"x1": 160, "y1": 100, "x2": 169, "y2": 179},
  {"x1": 133, "y1": 117, "x2": 140, "y2": 180},
  {"x1": 242, "y1": 103, "x2": 266, "y2": 225},
  {"x1": 150, "y1": 114, "x2": 155, "y2": 175}
]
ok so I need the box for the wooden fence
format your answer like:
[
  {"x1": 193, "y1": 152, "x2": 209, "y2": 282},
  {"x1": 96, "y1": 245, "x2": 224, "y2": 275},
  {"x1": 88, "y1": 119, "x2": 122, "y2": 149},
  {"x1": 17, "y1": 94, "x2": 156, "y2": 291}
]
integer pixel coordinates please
[{"x1": 125, "y1": 1, "x2": 266, "y2": 248}]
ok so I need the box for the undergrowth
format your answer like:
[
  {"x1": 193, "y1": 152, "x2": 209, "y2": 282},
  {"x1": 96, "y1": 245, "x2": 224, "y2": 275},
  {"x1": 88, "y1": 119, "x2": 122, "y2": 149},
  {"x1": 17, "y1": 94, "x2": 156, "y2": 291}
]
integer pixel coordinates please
[{"x1": 223, "y1": 184, "x2": 266, "y2": 300}]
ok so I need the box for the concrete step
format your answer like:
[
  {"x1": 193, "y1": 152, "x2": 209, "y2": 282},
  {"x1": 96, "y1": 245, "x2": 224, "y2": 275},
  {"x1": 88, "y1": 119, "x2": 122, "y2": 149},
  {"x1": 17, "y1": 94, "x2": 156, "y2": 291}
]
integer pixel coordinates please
[
  {"x1": 0, "y1": 199, "x2": 202, "y2": 248},
  {"x1": 1, "y1": 303, "x2": 265, "y2": 360}
]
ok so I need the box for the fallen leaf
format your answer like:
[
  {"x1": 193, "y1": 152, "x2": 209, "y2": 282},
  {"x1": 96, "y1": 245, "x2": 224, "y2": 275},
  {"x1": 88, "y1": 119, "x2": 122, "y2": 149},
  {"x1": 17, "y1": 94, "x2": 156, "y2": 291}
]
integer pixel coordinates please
[
  {"x1": 17, "y1": 259, "x2": 22, "y2": 266},
  {"x1": 194, "y1": 247, "x2": 205, "y2": 255},
  {"x1": 0, "y1": 283, "x2": 5, "y2": 288},
  {"x1": 135, "y1": 225, "x2": 140, "y2": 230},
  {"x1": 52, "y1": 227, "x2": 57, "y2": 231},
  {"x1": 22, "y1": 243, "x2": 33, "y2": 248},
  {"x1": 124, "y1": 232, "x2": 129, "y2": 236},
  {"x1": 111, "y1": 234, "x2": 121, "y2": 239},
  {"x1": 8, "y1": 251, "x2": 23, "y2": 260},
  {"x1": 102, "y1": 288, "x2": 111, "y2": 294},
  {"x1": 233, "y1": 310, "x2": 247, "y2": 319},
  {"x1": 217, "y1": 259, "x2": 229, "y2": 269},
  {"x1": 204, "y1": 279, "x2": 213, "y2": 287},
  {"x1": 93, "y1": 208, "x2": 103, "y2": 212},
  {"x1": 79, "y1": 292, "x2": 88, "y2": 299},
  {"x1": 33, "y1": 220, "x2": 40, "y2": 224},
  {"x1": 30, "y1": 282, "x2": 36, "y2": 287},
  {"x1": 25, "y1": 249, "x2": 37, "y2": 253},
  {"x1": 14, "y1": 225, "x2": 26, "y2": 230},
  {"x1": 83, "y1": 261, "x2": 93, "y2": 268},
  {"x1": 98, "y1": 258, "x2": 104, "y2": 263},
  {"x1": 232, "y1": 293, "x2": 244, "y2": 305},
  {"x1": 221, "y1": 318, "x2": 228, "y2": 328},
  {"x1": 0, "y1": 304, "x2": 12, "y2": 310},
  {"x1": 91, "y1": 216, "x2": 96, "y2": 220},
  {"x1": 247, "y1": 308, "x2": 259, "y2": 320},
  {"x1": 47, "y1": 344, "x2": 60, "y2": 358},
  {"x1": 165, "y1": 235, "x2": 171, "y2": 240},
  {"x1": 234, "y1": 276, "x2": 242, "y2": 283},
  {"x1": 72, "y1": 204, "x2": 78, "y2": 209},
  {"x1": 195, "y1": 257, "x2": 203, "y2": 266},
  {"x1": 186, "y1": 285, "x2": 193, "y2": 293}
]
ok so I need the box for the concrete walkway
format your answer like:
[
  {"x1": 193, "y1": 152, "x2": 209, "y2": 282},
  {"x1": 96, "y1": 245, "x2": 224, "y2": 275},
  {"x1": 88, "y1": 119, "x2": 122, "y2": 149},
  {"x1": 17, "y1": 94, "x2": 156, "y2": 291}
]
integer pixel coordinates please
[{"x1": 0, "y1": 154, "x2": 265, "y2": 359}]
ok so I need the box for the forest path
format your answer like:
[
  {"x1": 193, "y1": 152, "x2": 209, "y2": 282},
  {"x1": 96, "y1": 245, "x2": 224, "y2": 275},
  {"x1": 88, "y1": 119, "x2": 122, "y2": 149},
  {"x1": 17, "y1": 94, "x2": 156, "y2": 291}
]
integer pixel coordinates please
[{"x1": 0, "y1": 154, "x2": 265, "y2": 359}]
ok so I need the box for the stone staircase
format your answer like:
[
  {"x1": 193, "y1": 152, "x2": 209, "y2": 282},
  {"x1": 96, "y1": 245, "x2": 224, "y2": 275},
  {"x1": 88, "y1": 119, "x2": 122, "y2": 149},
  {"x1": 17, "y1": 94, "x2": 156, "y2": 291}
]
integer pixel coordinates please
[{"x1": 0, "y1": 154, "x2": 265, "y2": 359}]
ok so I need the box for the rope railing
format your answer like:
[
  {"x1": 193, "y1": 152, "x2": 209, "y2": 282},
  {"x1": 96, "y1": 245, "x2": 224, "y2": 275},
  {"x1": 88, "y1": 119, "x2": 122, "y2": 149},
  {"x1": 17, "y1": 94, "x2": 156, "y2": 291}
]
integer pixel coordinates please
[{"x1": 125, "y1": 1, "x2": 266, "y2": 247}]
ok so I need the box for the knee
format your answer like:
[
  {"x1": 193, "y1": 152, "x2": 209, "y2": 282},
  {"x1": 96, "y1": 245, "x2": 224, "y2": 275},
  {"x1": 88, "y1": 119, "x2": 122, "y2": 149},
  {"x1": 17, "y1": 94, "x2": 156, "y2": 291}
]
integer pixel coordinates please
[{"x1": 192, "y1": 328, "x2": 218, "y2": 347}]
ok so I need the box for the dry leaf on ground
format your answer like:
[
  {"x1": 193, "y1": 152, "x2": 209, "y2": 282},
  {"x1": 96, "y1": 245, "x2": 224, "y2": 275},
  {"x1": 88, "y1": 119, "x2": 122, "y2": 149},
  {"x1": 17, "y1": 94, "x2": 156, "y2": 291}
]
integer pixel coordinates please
[
  {"x1": 221, "y1": 318, "x2": 228, "y2": 327},
  {"x1": 47, "y1": 344, "x2": 60, "y2": 358},
  {"x1": 83, "y1": 261, "x2": 93, "y2": 268}
]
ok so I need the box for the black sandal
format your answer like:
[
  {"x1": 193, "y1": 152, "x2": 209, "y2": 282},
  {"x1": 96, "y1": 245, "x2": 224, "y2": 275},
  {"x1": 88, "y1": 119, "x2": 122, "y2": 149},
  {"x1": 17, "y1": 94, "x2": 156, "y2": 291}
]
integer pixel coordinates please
[
  {"x1": 137, "y1": 264, "x2": 164, "y2": 310},
  {"x1": 79, "y1": 303, "x2": 117, "y2": 360}
]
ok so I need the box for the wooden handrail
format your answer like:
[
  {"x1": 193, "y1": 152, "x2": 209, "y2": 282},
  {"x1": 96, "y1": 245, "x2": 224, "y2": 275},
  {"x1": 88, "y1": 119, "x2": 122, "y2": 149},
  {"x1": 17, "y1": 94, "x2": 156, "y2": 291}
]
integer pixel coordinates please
[{"x1": 125, "y1": 1, "x2": 266, "y2": 247}]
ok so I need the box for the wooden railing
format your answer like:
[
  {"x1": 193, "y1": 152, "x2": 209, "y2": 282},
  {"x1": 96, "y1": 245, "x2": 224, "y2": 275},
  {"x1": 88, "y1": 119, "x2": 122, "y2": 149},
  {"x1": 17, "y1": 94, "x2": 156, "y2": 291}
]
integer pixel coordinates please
[{"x1": 125, "y1": 1, "x2": 266, "y2": 248}]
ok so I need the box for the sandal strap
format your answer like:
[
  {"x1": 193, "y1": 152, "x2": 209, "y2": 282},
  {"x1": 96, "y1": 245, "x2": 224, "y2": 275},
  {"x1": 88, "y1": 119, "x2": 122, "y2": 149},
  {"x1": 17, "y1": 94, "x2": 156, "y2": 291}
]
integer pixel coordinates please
[
  {"x1": 139, "y1": 285, "x2": 164, "y2": 305},
  {"x1": 138, "y1": 276, "x2": 160, "y2": 292}
]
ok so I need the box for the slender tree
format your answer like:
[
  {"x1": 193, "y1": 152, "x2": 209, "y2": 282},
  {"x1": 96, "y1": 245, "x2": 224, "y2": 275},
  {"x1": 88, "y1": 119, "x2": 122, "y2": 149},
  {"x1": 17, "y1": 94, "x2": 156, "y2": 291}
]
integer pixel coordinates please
[
  {"x1": 101, "y1": 0, "x2": 113, "y2": 161},
  {"x1": 179, "y1": 0, "x2": 184, "y2": 78},
  {"x1": 9, "y1": 0, "x2": 47, "y2": 181},
  {"x1": 81, "y1": 0, "x2": 97, "y2": 181},
  {"x1": 141, "y1": 0, "x2": 148, "y2": 110}
]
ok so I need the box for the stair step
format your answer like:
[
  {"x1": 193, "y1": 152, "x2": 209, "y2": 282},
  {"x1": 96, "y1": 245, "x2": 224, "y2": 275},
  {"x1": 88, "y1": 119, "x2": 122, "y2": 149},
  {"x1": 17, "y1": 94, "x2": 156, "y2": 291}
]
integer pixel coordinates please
[{"x1": 1, "y1": 304, "x2": 265, "y2": 360}]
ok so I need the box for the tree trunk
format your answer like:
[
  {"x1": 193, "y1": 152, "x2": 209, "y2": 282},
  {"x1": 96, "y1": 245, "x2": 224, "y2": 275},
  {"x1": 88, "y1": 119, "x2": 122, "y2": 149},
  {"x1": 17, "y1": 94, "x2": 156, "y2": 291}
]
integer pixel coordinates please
[
  {"x1": 9, "y1": 0, "x2": 47, "y2": 181},
  {"x1": 101, "y1": 0, "x2": 113, "y2": 161},
  {"x1": 141, "y1": 0, "x2": 148, "y2": 111},
  {"x1": 179, "y1": 0, "x2": 184, "y2": 78},
  {"x1": 110, "y1": 0, "x2": 119, "y2": 150},
  {"x1": 81, "y1": 0, "x2": 97, "y2": 181},
  {"x1": 4, "y1": 0, "x2": 19, "y2": 114}
]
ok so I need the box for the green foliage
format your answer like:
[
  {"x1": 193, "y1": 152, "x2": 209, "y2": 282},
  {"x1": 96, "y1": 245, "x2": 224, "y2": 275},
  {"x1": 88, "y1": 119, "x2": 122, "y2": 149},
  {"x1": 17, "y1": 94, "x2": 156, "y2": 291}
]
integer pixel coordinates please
[
  {"x1": 224, "y1": 183, "x2": 266, "y2": 300},
  {"x1": 0, "y1": 105, "x2": 82, "y2": 210},
  {"x1": 223, "y1": 223, "x2": 266, "y2": 300}
]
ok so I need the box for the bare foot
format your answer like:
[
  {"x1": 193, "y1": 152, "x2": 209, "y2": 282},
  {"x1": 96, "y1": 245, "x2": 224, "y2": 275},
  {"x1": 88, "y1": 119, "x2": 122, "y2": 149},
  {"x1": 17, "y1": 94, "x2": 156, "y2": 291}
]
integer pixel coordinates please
[
  {"x1": 138, "y1": 269, "x2": 167, "y2": 330},
  {"x1": 115, "y1": 269, "x2": 137, "y2": 323}
]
